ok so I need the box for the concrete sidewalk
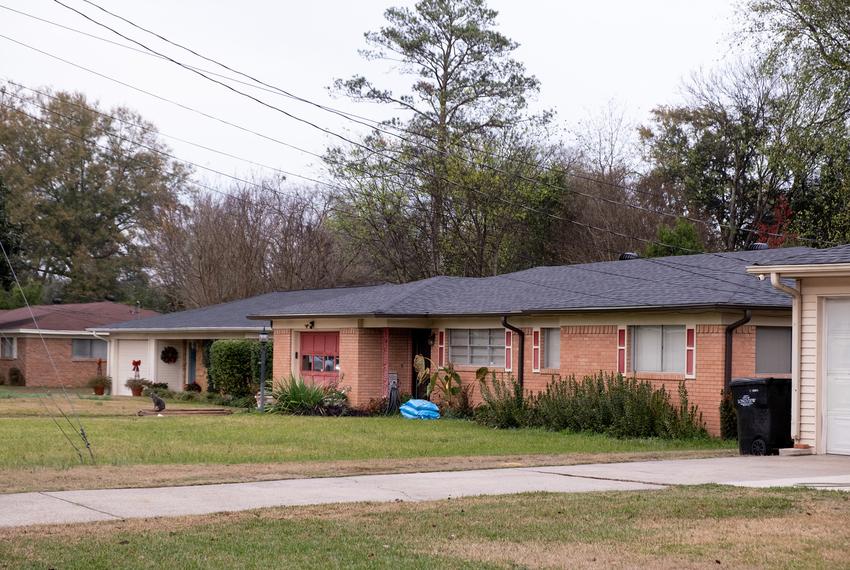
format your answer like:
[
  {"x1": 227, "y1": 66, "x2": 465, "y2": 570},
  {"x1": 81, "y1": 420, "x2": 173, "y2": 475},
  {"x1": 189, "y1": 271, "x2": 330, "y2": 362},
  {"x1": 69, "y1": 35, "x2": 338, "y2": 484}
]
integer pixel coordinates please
[{"x1": 2, "y1": 455, "x2": 848, "y2": 528}]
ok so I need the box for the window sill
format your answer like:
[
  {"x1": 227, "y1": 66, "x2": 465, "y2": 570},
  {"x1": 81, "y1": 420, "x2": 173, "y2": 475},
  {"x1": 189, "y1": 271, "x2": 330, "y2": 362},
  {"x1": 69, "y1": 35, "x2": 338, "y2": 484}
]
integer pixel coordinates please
[
  {"x1": 71, "y1": 358, "x2": 106, "y2": 362},
  {"x1": 631, "y1": 371, "x2": 687, "y2": 381}
]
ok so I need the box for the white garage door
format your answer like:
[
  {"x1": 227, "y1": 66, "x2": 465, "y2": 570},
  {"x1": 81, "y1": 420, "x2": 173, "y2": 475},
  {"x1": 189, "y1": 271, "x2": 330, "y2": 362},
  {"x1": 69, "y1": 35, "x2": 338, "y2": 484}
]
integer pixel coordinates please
[
  {"x1": 826, "y1": 299, "x2": 850, "y2": 454},
  {"x1": 116, "y1": 340, "x2": 150, "y2": 396}
]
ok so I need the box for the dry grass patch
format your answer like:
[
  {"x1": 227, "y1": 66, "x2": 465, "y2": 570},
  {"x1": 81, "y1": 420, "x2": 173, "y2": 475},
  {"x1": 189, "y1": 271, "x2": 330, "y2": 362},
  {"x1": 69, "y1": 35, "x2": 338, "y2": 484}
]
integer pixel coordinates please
[{"x1": 1, "y1": 486, "x2": 848, "y2": 569}]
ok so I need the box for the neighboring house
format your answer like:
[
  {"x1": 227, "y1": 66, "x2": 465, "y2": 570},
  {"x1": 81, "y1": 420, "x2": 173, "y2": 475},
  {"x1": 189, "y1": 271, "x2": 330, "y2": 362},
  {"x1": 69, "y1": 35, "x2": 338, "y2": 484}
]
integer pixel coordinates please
[
  {"x1": 0, "y1": 302, "x2": 158, "y2": 388},
  {"x1": 245, "y1": 248, "x2": 808, "y2": 436},
  {"x1": 91, "y1": 289, "x2": 374, "y2": 395},
  {"x1": 748, "y1": 244, "x2": 850, "y2": 455}
]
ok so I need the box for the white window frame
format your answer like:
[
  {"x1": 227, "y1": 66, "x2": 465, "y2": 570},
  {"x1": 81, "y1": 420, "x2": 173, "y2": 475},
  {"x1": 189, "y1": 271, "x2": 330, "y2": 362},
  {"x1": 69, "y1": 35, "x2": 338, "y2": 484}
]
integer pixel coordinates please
[
  {"x1": 543, "y1": 327, "x2": 560, "y2": 370},
  {"x1": 0, "y1": 336, "x2": 16, "y2": 359},
  {"x1": 631, "y1": 325, "x2": 686, "y2": 374},
  {"x1": 447, "y1": 328, "x2": 506, "y2": 368}
]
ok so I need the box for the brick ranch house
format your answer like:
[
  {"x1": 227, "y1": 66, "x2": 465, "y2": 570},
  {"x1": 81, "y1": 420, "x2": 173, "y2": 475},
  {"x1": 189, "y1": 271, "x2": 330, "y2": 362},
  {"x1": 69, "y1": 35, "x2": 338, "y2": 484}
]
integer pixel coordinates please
[
  {"x1": 243, "y1": 248, "x2": 808, "y2": 436},
  {"x1": 0, "y1": 301, "x2": 157, "y2": 387},
  {"x1": 748, "y1": 244, "x2": 850, "y2": 454},
  {"x1": 91, "y1": 289, "x2": 371, "y2": 396}
]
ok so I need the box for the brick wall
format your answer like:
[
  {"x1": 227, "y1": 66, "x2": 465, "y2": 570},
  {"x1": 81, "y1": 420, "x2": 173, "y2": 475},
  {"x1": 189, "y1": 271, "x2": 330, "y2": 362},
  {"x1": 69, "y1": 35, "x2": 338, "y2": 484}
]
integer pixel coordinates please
[
  {"x1": 271, "y1": 329, "x2": 292, "y2": 389},
  {"x1": 339, "y1": 328, "x2": 383, "y2": 406},
  {"x1": 19, "y1": 337, "x2": 103, "y2": 388},
  {"x1": 388, "y1": 329, "x2": 412, "y2": 397}
]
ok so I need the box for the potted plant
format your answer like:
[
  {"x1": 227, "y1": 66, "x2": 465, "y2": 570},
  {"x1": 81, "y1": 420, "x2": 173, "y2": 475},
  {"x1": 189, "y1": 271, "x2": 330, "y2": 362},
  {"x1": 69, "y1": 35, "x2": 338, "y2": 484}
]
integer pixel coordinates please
[
  {"x1": 86, "y1": 375, "x2": 111, "y2": 396},
  {"x1": 125, "y1": 378, "x2": 151, "y2": 397}
]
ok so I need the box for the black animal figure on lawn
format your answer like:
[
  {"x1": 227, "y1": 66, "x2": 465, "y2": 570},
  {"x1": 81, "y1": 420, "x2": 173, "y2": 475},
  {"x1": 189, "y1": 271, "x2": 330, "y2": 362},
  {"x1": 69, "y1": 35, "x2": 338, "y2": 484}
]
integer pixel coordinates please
[{"x1": 151, "y1": 391, "x2": 166, "y2": 412}]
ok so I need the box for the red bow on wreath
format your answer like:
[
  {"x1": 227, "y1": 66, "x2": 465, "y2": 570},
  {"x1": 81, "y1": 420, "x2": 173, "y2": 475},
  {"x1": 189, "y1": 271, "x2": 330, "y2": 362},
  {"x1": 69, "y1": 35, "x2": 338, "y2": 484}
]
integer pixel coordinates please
[{"x1": 131, "y1": 360, "x2": 141, "y2": 372}]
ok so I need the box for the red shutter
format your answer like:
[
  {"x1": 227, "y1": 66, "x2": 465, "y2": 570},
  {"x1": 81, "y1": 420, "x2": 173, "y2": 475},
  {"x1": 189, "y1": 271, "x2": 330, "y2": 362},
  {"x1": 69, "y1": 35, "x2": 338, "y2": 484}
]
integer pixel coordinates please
[
  {"x1": 685, "y1": 326, "x2": 696, "y2": 378},
  {"x1": 617, "y1": 327, "x2": 627, "y2": 374},
  {"x1": 532, "y1": 329, "x2": 540, "y2": 372},
  {"x1": 504, "y1": 329, "x2": 513, "y2": 372},
  {"x1": 437, "y1": 330, "x2": 445, "y2": 367}
]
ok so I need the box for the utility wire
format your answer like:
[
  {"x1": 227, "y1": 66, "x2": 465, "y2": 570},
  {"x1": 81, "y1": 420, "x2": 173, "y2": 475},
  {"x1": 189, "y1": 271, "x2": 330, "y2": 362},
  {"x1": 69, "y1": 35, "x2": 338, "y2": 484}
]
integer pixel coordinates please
[
  {"x1": 55, "y1": 0, "x2": 825, "y2": 247},
  {"x1": 0, "y1": 23, "x2": 809, "y2": 271},
  {"x1": 0, "y1": 239, "x2": 91, "y2": 463}
]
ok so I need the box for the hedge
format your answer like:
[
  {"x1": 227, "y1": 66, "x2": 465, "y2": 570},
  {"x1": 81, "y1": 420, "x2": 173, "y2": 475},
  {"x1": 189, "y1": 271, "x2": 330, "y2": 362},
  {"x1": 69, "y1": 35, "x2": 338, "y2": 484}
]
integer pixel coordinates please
[{"x1": 208, "y1": 339, "x2": 273, "y2": 397}]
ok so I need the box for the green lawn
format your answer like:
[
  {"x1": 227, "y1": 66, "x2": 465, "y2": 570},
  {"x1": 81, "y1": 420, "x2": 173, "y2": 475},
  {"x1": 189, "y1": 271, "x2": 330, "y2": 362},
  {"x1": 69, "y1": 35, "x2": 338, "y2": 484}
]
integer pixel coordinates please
[
  {"x1": 0, "y1": 388, "x2": 733, "y2": 493},
  {"x1": 1, "y1": 486, "x2": 847, "y2": 569},
  {"x1": 2, "y1": 414, "x2": 730, "y2": 470}
]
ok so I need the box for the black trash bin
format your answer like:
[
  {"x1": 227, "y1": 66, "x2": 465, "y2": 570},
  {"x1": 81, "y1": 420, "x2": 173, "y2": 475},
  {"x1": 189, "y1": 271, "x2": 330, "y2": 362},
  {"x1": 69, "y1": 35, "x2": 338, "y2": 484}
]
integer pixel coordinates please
[{"x1": 730, "y1": 377, "x2": 793, "y2": 455}]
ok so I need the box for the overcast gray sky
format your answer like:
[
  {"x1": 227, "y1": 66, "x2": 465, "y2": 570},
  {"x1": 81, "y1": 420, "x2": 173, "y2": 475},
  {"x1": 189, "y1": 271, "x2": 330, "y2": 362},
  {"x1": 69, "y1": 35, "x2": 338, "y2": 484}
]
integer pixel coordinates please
[{"x1": 1, "y1": 0, "x2": 741, "y2": 190}]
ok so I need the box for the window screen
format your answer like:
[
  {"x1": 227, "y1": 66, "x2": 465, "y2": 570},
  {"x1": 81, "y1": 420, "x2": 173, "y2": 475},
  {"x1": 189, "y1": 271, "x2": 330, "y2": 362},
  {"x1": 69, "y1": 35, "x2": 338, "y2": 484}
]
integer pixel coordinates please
[
  {"x1": 632, "y1": 325, "x2": 685, "y2": 373},
  {"x1": 0, "y1": 337, "x2": 15, "y2": 359},
  {"x1": 543, "y1": 328, "x2": 560, "y2": 369},
  {"x1": 755, "y1": 327, "x2": 792, "y2": 374},
  {"x1": 71, "y1": 338, "x2": 107, "y2": 359},
  {"x1": 448, "y1": 329, "x2": 505, "y2": 367}
]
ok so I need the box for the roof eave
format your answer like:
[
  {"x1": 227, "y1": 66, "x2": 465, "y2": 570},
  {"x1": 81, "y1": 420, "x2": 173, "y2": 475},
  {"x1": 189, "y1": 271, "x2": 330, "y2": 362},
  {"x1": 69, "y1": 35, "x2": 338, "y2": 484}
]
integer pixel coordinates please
[{"x1": 746, "y1": 263, "x2": 850, "y2": 277}]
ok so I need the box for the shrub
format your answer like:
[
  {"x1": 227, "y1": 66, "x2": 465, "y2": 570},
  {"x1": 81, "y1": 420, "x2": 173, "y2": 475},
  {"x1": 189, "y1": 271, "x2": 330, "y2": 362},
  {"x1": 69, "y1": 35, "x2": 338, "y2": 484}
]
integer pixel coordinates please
[
  {"x1": 719, "y1": 389, "x2": 738, "y2": 440},
  {"x1": 143, "y1": 386, "x2": 175, "y2": 400},
  {"x1": 267, "y1": 376, "x2": 349, "y2": 416},
  {"x1": 175, "y1": 391, "x2": 202, "y2": 402},
  {"x1": 150, "y1": 382, "x2": 169, "y2": 390},
  {"x1": 8, "y1": 367, "x2": 24, "y2": 386},
  {"x1": 183, "y1": 382, "x2": 203, "y2": 392},
  {"x1": 475, "y1": 370, "x2": 708, "y2": 440},
  {"x1": 0, "y1": 372, "x2": 6, "y2": 385},
  {"x1": 354, "y1": 392, "x2": 412, "y2": 416},
  {"x1": 86, "y1": 375, "x2": 111, "y2": 389},
  {"x1": 209, "y1": 340, "x2": 256, "y2": 397},
  {"x1": 475, "y1": 373, "x2": 530, "y2": 428},
  {"x1": 413, "y1": 356, "x2": 477, "y2": 417},
  {"x1": 125, "y1": 378, "x2": 152, "y2": 390}
]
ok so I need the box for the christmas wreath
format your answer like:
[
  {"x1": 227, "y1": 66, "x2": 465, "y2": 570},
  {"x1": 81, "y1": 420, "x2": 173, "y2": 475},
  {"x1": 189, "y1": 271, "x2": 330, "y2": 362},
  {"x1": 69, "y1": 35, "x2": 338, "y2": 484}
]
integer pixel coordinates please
[{"x1": 160, "y1": 346, "x2": 179, "y2": 364}]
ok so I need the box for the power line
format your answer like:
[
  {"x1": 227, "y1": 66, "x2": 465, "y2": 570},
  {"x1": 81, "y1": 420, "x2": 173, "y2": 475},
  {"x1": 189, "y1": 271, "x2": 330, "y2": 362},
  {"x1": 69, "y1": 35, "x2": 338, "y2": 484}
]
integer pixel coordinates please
[
  {"x1": 2, "y1": 97, "x2": 781, "y2": 316},
  {"x1": 0, "y1": 25, "x2": 809, "y2": 269},
  {"x1": 55, "y1": 0, "x2": 825, "y2": 247},
  {"x1": 0, "y1": 239, "x2": 92, "y2": 463}
]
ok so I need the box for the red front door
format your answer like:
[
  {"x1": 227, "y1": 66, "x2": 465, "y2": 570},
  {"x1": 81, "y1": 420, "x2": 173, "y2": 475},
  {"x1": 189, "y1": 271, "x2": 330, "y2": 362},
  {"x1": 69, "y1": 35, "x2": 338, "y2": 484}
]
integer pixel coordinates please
[{"x1": 300, "y1": 332, "x2": 340, "y2": 385}]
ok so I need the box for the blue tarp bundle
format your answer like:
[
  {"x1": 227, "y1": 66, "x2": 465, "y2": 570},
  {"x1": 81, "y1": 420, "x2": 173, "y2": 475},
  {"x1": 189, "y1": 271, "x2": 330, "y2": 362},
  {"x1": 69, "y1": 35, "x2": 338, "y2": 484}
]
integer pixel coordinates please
[{"x1": 400, "y1": 399, "x2": 440, "y2": 420}]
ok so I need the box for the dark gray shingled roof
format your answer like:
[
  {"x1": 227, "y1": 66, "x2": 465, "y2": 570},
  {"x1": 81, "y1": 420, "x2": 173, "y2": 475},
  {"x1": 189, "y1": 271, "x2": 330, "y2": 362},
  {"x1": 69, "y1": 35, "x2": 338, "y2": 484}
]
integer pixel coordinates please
[
  {"x1": 247, "y1": 247, "x2": 812, "y2": 319},
  {"x1": 750, "y1": 244, "x2": 850, "y2": 267},
  {"x1": 93, "y1": 286, "x2": 393, "y2": 331}
]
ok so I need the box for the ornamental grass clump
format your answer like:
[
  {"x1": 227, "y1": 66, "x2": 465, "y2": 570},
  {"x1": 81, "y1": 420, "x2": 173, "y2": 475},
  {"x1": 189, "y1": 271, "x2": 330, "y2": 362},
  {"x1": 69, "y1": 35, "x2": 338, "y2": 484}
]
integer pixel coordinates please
[
  {"x1": 475, "y1": 370, "x2": 707, "y2": 439},
  {"x1": 267, "y1": 376, "x2": 349, "y2": 416}
]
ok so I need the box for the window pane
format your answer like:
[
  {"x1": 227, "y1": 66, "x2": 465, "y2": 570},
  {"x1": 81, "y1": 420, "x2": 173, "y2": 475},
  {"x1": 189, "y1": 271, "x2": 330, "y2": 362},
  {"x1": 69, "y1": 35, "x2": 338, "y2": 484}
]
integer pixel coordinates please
[
  {"x1": 756, "y1": 327, "x2": 792, "y2": 374},
  {"x1": 449, "y1": 346, "x2": 469, "y2": 364},
  {"x1": 92, "y1": 340, "x2": 108, "y2": 360},
  {"x1": 470, "y1": 329, "x2": 490, "y2": 346},
  {"x1": 489, "y1": 328, "x2": 505, "y2": 350},
  {"x1": 301, "y1": 354, "x2": 312, "y2": 371},
  {"x1": 72, "y1": 339, "x2": 91, "y2": 358},
  {"x1": 448, "y1": 329, "x2": 469, "y2": 346},
  {"x1": 490, "y1": 350, "x2": 505, "y2": 367},
  {"x1": 0, "y1": 337, "x2": 13, "y2": 358},
  {"x1": 633, "y1": 326, "x2": 662, "y2": 372},
  {"x1": 470, "y1": 346, "x2": 491, "y2": 365},
  {"x1": 662, "y1": 326, "x2": 685, "y2": 372},
  {"x1": 313, "y1": 355, "x2": 324, "y2": 371},
  {"x1": 544, "y1": 328, "x2": 560, "y2": 369},
  {"x1": 324, "y1": 356, "x2": 335, "y2": 372}
]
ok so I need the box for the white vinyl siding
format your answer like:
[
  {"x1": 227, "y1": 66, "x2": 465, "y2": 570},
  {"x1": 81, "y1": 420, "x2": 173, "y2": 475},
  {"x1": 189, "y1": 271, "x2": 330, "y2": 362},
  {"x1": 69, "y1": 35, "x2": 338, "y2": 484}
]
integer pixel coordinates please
[
  {"x1": 632, "y1": 325, "x2": 685, "y2": 373},
  {"x1": 0, "y1": 336, "x2": 15, "y2": 359},
  {"x1": 543, "y1": 328, "x2": 560, "y2": 369},
  {"x1": 755, "y1": 326, "x2": 792, "y2": 374},
  {"x1": 448, "y1": 329, "x2": 505, "y2": 367},
  {"x1": 71, "y1": 338, "x2": 107, "y2": 360}
]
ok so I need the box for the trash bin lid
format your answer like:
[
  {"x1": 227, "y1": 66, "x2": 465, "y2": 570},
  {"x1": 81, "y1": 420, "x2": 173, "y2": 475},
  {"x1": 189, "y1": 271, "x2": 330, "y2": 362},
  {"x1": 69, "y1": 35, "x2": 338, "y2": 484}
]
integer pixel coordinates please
[{"x1": 730, "y1": 377, "x2": 790, "y2": 387}]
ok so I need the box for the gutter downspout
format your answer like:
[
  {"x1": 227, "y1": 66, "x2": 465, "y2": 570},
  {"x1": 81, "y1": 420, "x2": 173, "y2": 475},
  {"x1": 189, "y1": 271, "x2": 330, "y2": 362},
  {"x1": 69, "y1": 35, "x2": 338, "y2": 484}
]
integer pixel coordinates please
[
  {"x1": 769, "y1": 272, "x2": 802, "y2": 443},
  {"x1": 501, "y1": 316, "x2": 525, "y2": 388},
  {"x1": 724, "y1": 309, "x2": 752, "y2": 391}
]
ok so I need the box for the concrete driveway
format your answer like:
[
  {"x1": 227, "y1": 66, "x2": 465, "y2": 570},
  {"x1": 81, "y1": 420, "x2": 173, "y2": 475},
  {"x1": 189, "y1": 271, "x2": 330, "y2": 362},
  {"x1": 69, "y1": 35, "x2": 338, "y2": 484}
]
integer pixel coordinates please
[{"x1": 1, "y1": 455, "x2": 848, "y2": 528}]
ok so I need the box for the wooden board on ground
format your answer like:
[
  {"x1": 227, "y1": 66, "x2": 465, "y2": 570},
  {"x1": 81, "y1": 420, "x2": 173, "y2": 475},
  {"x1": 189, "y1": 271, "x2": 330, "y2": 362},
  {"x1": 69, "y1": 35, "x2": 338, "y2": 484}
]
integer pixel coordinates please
[{"x1": 136, "y1": 408, "x2": 234, "y2": 416}]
